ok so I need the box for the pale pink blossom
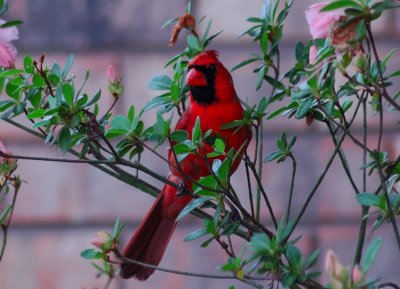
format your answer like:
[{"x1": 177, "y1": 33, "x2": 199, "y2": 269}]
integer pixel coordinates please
[
  {"x1": 305, "y1": 2, "x2": 342, "y2": 39},
  {"x1": 0, "y1": 19, "x2": 19, "y2": 68},
  {"x1": 106, "y1": 65, "x2": 121, "y2": 83},
  {"x1": 309, "y1": 45, "x2": 318, "y2": 64},
  {"x1": 0, "y1": 40, "x2": 16, "y2": 68}
]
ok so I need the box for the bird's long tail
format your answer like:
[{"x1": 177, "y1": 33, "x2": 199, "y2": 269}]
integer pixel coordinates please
[{"x1": 120, "y1": 176, "x2": 191, "y2": 280}]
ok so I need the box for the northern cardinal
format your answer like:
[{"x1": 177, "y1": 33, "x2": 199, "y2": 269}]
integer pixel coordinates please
[{"x1": 120, "y1": 50, "x2": 252, "y2": 280}]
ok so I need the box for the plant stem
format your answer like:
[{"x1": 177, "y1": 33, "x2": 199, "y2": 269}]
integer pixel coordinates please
[
  {"x1": 354, "y1": 95, "x2": 369, "y2": 265},
  {"x1": 255, "y1": 120, "x2": 263, "y2": 222},
  {"x1": 374, "y1": 152, "x2": 400, "y2": 252},
  {"x1": 286, "y1": 154, "x2": 297, "y2": 223}
]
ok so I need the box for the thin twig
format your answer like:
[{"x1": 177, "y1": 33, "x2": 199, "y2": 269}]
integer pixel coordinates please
[
  {"x1": 286, "y1": 154, "x2": 297, "y2": 223},
  {"x1": 374, "y1": 151, "x2": 400, "y2": 252}
]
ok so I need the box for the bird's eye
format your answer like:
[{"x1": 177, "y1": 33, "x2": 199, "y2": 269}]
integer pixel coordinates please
[{"x1": 208, "y1": 64, "x2": 216, "y2": 71}]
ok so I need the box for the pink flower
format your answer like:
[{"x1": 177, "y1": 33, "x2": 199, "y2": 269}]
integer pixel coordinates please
[
  {"x1": 0, "y1": 40, "x2": 16, "y2": 68},
  {"x1": 309, "y1": 45, "x2": 318, "y2": 64},
  {"x1": 106, "y1": 65, "x2": 121, "y2": 83},
  {"x1": 305, "y1": 2, "x2": 342, "y2": 39},
  {"x1": 0, "y1": 19, "x2": 19, "y2": 69}
]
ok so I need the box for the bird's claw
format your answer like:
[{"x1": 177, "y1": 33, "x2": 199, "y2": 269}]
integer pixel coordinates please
[{"x1": 176, "y1": 181, "x2": 191, "y2": 197}]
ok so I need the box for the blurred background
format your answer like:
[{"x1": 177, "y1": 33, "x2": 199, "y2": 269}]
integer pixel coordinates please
[{"x1": 1, "y1": 0, "x2": 400, "y2": 288}]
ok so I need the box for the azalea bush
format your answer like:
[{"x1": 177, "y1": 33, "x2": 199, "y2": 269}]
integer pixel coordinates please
[{"x1": 0, "y1": 0, "x2": 400, "y2": 289}]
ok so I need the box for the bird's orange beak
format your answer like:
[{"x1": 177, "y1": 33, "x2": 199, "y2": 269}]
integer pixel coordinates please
[{"x1": 187, "y1": 68, "x2": 207, "y2": 86}]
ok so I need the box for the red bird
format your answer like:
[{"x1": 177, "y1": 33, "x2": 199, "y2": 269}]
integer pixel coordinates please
[{"x1": 120, "y1": 50, "x2": 251, "y2": 280}]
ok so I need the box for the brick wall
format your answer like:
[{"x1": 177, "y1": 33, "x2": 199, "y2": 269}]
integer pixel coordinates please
[{"x1": 1, "y1": 1, "x2": 399, "y2": 289}]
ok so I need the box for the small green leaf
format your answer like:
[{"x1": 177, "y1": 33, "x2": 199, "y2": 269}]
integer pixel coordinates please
[
  {"x1": 58, "y1": 126, "x2": 71, "y2": 153},
  {"x1": 362, "y1": 237, "x2": 382, "y2": 272},
  {"x1": 0, "y1": 20, "x2": 23, "y2": 28},
  {"x1": 110, "y1": 115, "x2": 131, "y2": 132},
  {"x1": 320, "y1": 0, "x2": 362, "y2": 12},
  {"x1": 62, "y1": 53, "x2": 74, "y2": 80},
  {"x1": 356, "y1": 193, "x2": 382, "y2": 207},
  {"x1": 0, "y1": 69, "x2": 23, "y2": 78},
  {"x1": 231, "y1": 58, "x2": 259, "y2": 72},
  {"x1": 183, "y1": 228, "x2": 208, "y2": 242},
  {"x1": 80, "y1": 249, "x2": 103, "y2": 260},
  {"x1": 62, "y1": 83, "x2": 74, "y2": 105},
  {"x1": 27, "y1": 108, "x2": 46, "y2": 119},
  {"x1": 0, "y1": 204, "x2": 13, "y2": 225},
  {"x1": 23, "y1": 55, "x2": 34, "y2": 73},
  {"x1": 176, "y1": 196, "x2": 214, "y2": 221},
  {"x1": 170, "y1": 130, "x2": 189, "y2": 142},
  {"x1": 148, "y1": 75, "x2": 172, "y2": 90}
]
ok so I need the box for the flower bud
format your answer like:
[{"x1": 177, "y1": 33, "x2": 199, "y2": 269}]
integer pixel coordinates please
[
  {"x1": 351, "y1": 265, "x2": 363, "y2": 284},
  {"x1": 91, "y1": 231, "x2": 115, "y2": 252},
  {"x1": 106, "y1": 65, "x2": 121, "y2": 84},
  {"x1": 325, "y1": 249, "x2": 344, "y2": 280}
]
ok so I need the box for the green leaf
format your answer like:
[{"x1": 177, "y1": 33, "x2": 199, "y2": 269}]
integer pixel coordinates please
[
  {"x1": 58, "y1": 126, "x2": 71, "y2": 153},
  {"x1": 80, "y1": 249, "x2": 103, "y2": 260},
  {"x1": 143, "y1": 96, "x2": 172, "y2": 111},
  {"x1": 183, "y1": 228, "x2": 208, "y2": 241},
  {"x1": 23, "y1": 55, "x2": 34, "y2": 73},
  {"x1": 295, "y1": 98, "x2": 314, "y2": 119},
  {"x1": 27, "y1": 108, "x2": 46, "y2": 119},
  {"x1": 110, "y1": 115, "x2": 131, "y2": 132},
  {"x1": 320, "y1": 0, "x2": 362, "y2": 12},
  {"x1": 356, "y1": 193, "x2": 382, "y2": 207},
  {"x1": 0, "y1": 20, "x2": 23, "y2": 28},
  {"x1": 231, "y1": 57, "x2": 259, "y2": 72},
  {"x1": 148, "y1": 75, "x2": 172, "y2": 90},
  {"x1": 0, "y1": 69, "x2": 23, "y2": 78},
  {"x1": 86, "y1": 89, "x2": 101, "y2": 107},
  {"x1": 0, "y1": 204, "x2": 13, "y2": 225},
  {"x1": 62, "y1": 53, "x2": 74, "y2": 80},
  {"x1": 32, "y1": 74, "x2": 46, "y2": 87},
  {"x1": 191, "y1": 116, "x2": 201, "y2": 143},
  {"x1": 112, "y1": 217, "x2": 124, "y2": 241},
  {"x1": 176, "y1": 196, "x2": 214, "y2": 221},
  {"x1": 362, "y1": 237, "x2": 382, "y2": 272},
  {"x1": 286, "y1": 245, "x2": 302, "y2": 268},
  {"x1": 214, "y1": 138, "x2": 225, "y2": 153},
  {"x1": 256, "y1": 65, "x2": 266, "y2": 90},
  {"x1": 170, "y1": 130, "x2": 189, "y2": 142},
  {"x1": 62, "y1": 83, "x2": 74, "y2": 105},
  {"x1": 187, "y1": 34, "x2": 201, "y2": 51}
]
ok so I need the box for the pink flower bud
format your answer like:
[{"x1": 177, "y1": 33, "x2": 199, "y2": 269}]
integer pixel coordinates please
[
  {"x1": 91, "y1": 231, "x2": 115, "y2": 252},
  {"x1": 305, "y1": 2, "x2": 342, "y2": 39},
  {"x1": 106, "y1": 65, "x2": 121, "y2": 83},
  {"x1": 325, "y1": 249, "x2": 344, "y2": 279},
  {"x1": 352, "y1": 265, "x2": 363, "y2": 284}
]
